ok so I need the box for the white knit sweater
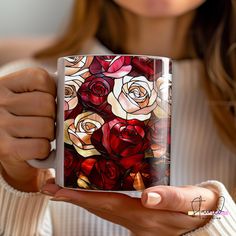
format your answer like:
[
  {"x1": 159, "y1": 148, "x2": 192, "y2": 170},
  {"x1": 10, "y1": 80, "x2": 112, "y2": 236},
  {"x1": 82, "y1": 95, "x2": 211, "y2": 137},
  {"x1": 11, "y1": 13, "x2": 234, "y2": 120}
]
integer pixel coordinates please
[{"x1": 0, "y1": 39, "x2": 236, "y2": 236}]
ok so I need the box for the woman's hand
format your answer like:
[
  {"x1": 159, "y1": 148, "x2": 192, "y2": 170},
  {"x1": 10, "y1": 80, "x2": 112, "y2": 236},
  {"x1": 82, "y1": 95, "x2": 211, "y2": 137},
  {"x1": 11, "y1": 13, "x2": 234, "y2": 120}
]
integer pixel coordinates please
[
  {"x1": 0, "y1": 68, "x2": 56, "y2": 192},
  {"x1": 42, "y1": 181, "x2": 219, "y2": 236}
]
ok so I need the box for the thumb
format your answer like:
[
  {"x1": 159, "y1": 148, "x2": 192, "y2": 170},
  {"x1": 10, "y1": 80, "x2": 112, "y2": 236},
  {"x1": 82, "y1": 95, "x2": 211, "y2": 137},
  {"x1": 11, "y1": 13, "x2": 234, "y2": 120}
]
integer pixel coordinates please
[{"x1": 141, "y1": 185, "x2": 219, "y2": 214}]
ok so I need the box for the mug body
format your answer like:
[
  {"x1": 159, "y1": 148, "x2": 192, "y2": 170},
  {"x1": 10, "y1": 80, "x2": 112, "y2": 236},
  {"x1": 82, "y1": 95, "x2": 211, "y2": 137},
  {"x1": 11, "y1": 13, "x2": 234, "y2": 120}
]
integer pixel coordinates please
[{"x1": 57, "y1": 55, "x2": 172, "y2": 192}]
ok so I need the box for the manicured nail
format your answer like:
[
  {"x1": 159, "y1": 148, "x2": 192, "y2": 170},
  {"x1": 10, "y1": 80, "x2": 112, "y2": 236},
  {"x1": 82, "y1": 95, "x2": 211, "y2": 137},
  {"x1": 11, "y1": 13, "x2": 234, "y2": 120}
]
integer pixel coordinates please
[
  {"x1": 146, "y1": 192, "x2": 162, "y2": 206},
  {"x1": 50, "y1": 197, "x2": 70, "y2": 202},
  {"x1": 40, "y1": 190, "x2": 54, "y2": 196}
]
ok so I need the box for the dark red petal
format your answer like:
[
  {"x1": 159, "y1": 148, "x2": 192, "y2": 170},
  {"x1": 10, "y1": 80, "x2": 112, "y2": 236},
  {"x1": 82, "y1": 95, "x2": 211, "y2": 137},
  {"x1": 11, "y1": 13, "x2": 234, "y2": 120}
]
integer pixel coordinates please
[
  {"x1": 124, "y1": 56, "x2": 132, "y2": 65},
  {"x1": 96, "y1": 57, "x2": 115, "y2": 71},
  {"x1": 134, "y1": 126, "x2": 145, "y2": 138},
  {"x1": 131, "y1": 57, "x2": 155, "y2": 80},
  {"x1": 88, "y1": 93, "x2": 106, "y2": 105},
  {"x1": 101, "y1": 123, "x2": 112, "y2": 153},
  {"x1": 107, "y1": 56, "x2": 124, "y2": 73},
  {"x1": 89, "y1": 57, "x2": 103, "y2": 74},
  {"x1": 120, "y1": 154, "x2": 144, "y2": 169},
  {"x1": 120, "y1": 143, "x2": 143, "y2": 157},
  {"x1": 110, "y1": 134, "x2": 125, "y2": 154},
  {"x1": 81, "y1": 158, "x2": 97, "y2": 175}
]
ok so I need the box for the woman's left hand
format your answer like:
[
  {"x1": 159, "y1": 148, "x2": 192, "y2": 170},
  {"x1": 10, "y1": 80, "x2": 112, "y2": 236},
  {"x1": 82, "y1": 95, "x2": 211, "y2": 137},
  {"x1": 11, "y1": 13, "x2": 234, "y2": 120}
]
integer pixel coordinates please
[{"x1": 41, "y1": 181, "x2": 219, "y2": 236}]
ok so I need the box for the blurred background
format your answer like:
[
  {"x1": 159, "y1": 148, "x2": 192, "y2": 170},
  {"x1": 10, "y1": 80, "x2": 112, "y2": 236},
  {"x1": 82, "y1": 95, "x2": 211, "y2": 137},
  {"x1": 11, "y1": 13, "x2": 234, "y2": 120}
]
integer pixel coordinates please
[{"x1": 0, "y1": 0, "x2": 74, "y2": 65}]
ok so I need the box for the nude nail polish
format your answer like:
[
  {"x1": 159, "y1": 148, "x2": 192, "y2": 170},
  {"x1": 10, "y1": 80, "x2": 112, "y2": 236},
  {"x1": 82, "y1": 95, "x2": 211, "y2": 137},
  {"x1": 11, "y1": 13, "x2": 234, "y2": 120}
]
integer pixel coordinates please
[
  {"x1": 50, "y1": 197, "x2": 70, "y2": 202},
  {"x1": 146, "y1": 192, "x2": 162, "y2": 206}
]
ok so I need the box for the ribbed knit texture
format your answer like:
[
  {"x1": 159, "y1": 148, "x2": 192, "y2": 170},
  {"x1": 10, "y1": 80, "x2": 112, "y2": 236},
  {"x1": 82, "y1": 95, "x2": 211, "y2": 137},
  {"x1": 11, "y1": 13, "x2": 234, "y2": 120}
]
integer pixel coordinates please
[
  {"x1": 171, "y1": 60, "x2": 236, "y2": 194},
  {"x1": 0, "y1": 173, "x2": 52, "y2": 236},
  {"x1": 49, "y1": 201, "x2": 129, "y2": 236},
  {"x1": 0, "y1": 40, "x2": 235, "y2": 235}
]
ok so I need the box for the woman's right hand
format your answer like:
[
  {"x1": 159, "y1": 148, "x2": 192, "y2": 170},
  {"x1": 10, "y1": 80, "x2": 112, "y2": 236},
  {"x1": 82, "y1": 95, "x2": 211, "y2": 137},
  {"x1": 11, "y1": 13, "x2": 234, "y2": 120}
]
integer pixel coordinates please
[{"x1": 0, "y1": 68, "x2": 56, "y2": 192}]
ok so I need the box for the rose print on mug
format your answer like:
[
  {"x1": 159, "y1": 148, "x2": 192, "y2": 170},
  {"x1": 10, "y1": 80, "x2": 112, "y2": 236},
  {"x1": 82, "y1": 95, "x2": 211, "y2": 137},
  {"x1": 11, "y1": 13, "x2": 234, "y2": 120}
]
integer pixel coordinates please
[
  {"x1": 107, "y1": 75, "x2": 159, "y2": 121},
  {"x1": 91, "y1": 118, "x2": 149, "y2": 161},
  {"x1": 64, "y1": 55, "x2": 171, "y2": 190},
  {"x1": 90, "y1": 56, "x2": 132, "y2": 78},
  {"x1": 64, "y1": 56, "x2": 93, "y2": 119},
  {"x1": 79, "y1": 157, "x2": 123, "y2": 190},
  {"x1": 65, "y1": 56, "x2": 93, "y2": 77},
  {"x1": 64, "y1": 80, "x2": 81, "y2": 110},
  {"x1": 78, "y1": 75, "x2": 115, "y2": 118},
  {"x1": 64, "y1": 111, "x2": 104, "y2": 157}
]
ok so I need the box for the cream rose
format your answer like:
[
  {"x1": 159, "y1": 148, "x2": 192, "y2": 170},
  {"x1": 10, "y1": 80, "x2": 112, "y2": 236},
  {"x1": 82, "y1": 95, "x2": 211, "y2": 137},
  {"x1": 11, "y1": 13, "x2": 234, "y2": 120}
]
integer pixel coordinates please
[
  {"x1": 64, "y1": 56, "x2": 93, "y2": 111},
  {"x1": 65, "y1": 56, "x2": 93, "y2": 78},
  {"x1": 64, "y1": 112, "x2": 104, "y2": 157},
  {"x1": 64, "y1": 79, "x2": 84, "y2": 110},
  {"x1": 107, "y1": 75, "x2": 158, "y2": 121}
]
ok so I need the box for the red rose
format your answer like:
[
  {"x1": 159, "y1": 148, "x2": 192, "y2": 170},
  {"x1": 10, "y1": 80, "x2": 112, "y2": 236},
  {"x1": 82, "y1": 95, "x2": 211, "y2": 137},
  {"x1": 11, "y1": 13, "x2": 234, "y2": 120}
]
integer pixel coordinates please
[
  {"x1": 122, "y1": 159, "x2": 169, "y2": 190},
  {"x1": 78, "y1": 75, "x2": 114, "y2": 118},
  {"x1": 90, "y1": 56, "x2": 132, "y2": 78},
  {"x1": 80, "y1": 157, "x2": 123, "y2": 190},
  {"x1": 91, "y1": 118, "x2": 150, "y2": 161},
  {"x1": 64, "y1": 102, "x2": 83, "y2": 120},
  {"x1": 130, "y1": 56, "x2": 163, "y2": 81},
  {"x1": 64, "y1": 147, "x2": 81, "y2": 187},
  {"x1": 122, "y1": 161, "x2": 152, "y2": 190}
]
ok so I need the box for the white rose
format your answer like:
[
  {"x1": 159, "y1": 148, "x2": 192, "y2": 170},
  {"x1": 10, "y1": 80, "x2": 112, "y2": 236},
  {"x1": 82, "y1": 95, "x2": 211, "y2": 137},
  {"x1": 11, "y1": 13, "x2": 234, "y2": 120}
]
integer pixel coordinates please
[
  {"x1": 107, "y1": 75, "x2": 158, "y2": 121},
  {"x1": 64, "y1": 79, "x2": 84, "y2": 110},
  {"x1": 65, "y1": 56, "x2": 93, "y2": 77},
  {"x1": 64, "y1": 112, "x2": 104, "y2": 157}
]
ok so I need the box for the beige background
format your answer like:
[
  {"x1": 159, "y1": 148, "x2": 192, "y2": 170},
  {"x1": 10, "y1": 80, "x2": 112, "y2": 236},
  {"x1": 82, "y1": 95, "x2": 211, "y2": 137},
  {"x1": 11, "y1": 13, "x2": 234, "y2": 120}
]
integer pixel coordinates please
[{"x1": 0, "y1": 0, "x2": 74, "y2": 65}]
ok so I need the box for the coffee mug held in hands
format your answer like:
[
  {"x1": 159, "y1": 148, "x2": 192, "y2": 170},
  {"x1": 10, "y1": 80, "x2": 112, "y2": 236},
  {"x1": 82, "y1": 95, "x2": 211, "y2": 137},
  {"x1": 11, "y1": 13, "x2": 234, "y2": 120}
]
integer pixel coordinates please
[{"x1": 28, "y1": 55, "x2": 172, "y2": 193}]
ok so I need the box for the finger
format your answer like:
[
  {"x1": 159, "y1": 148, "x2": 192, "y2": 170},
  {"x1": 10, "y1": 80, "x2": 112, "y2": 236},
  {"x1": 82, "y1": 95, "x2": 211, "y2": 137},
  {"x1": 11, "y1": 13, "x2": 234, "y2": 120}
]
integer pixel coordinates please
[
  {"x1": 77, "y1": 200, "x2": 191, "y2": 236},
  {"x1": 1, "y1": 68, "x2": 56, "y2": 96},
  {"x1": 46, "y1": 178, "x2": 56, "y2": 184},
  {"x1": 49, "y1": 188, "x2": 198, "y2": 235},
  {"x1": 51, "y1": 188, "x2": 148, "y2": 230},
  {"x1": 141, "y1": 185, "x2": 219, "y2": 214},
  {"x1": 48, "y1": 188, "x2": 145, "y2": 230},
  {"x1": 8, "y1": 91, "x2": 56, "y2": 118},
  {"x1": 41, "y1": 182, "x2": 61, "y2": 196},
  {"x1": 12, "y1": 137, "x2": 51, "y2": 161},
  {"x1": 51, "y1": 188, "x2": 141, "y2": 214},
  {"x1": 7, "y1": 116, "x2": 55, "y2": 141}
]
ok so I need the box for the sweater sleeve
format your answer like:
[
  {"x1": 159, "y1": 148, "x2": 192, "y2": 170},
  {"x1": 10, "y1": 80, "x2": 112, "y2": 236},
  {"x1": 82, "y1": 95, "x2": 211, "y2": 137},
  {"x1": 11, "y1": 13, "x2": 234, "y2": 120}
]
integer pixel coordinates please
[
  {"x1": 0, "y1": 169, "x2": 52, "y2": 236},
  {"x1": 184, "y1": 180, "x2": 236, "y2": 236}
]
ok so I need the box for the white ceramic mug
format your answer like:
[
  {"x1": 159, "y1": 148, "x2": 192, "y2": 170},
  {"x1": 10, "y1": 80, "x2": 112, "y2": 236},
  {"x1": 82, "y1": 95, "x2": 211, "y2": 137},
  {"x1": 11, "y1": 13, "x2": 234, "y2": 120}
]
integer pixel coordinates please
[{"x1": 28, "y1": 55, "x2": 172, "y2": 193}]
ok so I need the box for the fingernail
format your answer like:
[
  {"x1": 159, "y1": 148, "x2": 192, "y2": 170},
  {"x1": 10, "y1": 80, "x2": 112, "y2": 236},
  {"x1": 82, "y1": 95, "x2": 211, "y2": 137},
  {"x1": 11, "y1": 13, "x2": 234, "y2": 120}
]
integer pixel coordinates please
[
  {"x1": 50, "y1": 197, "x2": 70, "y2": 202},
  {"x1": 146, "y1": 192, "x2": 162, "y2": 206},
  {"x1": 40, "y1": 190, "x2": 54, "y2": 196}
]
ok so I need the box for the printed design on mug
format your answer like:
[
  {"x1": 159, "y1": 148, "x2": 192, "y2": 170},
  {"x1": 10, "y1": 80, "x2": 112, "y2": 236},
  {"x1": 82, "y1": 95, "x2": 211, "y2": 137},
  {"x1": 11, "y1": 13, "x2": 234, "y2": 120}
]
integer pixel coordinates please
[{"x1": 64, "y1": 56, "x2": 172, "y2": 191}]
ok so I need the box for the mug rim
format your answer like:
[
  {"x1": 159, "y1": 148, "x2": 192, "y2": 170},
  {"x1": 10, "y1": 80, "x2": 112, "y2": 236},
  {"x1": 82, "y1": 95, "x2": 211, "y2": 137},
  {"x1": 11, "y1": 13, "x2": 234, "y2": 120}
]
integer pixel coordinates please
[{"x1": 59, "y1": 54, "x2": 172, "y2": 61}]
